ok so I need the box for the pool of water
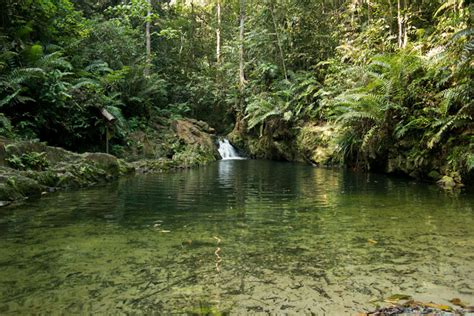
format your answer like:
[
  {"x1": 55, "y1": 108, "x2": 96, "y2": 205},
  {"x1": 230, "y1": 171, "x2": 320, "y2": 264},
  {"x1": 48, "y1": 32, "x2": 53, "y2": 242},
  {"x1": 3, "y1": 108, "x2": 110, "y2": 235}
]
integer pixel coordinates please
[{"x1": 0, "y1": 160, "x2": 473, "y2": 314}]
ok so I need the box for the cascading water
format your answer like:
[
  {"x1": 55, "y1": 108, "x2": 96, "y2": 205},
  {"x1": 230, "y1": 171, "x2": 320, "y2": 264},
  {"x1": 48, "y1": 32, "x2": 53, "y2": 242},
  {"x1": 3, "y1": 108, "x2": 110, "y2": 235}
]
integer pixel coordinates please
[{"x1": 218, "y1": 138, "x2": 244, "y2": 160}]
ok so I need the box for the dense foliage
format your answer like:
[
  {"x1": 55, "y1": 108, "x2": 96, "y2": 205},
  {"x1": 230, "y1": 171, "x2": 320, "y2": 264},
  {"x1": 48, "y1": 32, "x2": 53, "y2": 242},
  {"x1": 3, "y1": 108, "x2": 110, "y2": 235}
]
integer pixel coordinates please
[{"x1": 0, "y1": 0, "x2": 472, "y2": 184}]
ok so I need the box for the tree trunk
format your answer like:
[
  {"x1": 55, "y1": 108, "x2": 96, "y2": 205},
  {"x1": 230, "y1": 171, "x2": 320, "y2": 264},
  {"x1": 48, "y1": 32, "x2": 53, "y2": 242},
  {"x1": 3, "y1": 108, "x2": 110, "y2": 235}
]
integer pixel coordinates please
[
  {"x1": 216, "y1": 0, "x2": 221, "y2": 64},
  {"x1": 191, "y1": 2, "x2": 196, "y2": 60},
  {"x1": 402, "y1": 0, "x2": 408, "y2": 48},
  {"x1": 388, "y1": 0, "x2": 393, "y2": 34},
  {"x1": 269, "y1": 1, "x2": 288, "y2": 80},
  {"x1": 235, "y1": 0, "x2": 247, "y2": 134},
  {"x1": 239, "y1": 0, "x2": 246, "y2": 92},
  {"x1": 367, "y1": 0, "x2": 371, "y2": 23},
  {"x1": 350, "y1": 1, "x2": 354, "y2": 28},
  {"x1": 144, "y1": 0, "x2": 151, "y2": 77},
  {"x1": 397, "y1": 0, "x2": 403, "y2": 48}
]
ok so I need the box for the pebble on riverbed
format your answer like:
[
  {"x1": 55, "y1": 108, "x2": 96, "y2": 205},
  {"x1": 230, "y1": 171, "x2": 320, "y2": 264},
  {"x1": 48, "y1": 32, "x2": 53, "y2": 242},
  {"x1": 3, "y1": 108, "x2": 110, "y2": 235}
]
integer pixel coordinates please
[{"x1": 361, "y1": 298, "x2": 474, "y2": 316}]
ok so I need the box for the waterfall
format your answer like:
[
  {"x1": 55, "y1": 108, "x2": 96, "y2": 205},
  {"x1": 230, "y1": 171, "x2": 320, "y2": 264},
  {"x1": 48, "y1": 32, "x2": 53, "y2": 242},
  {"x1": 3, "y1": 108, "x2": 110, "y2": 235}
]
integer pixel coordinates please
[{"x1": 218, "y1": 139, "x2": 244, "y2": 160}]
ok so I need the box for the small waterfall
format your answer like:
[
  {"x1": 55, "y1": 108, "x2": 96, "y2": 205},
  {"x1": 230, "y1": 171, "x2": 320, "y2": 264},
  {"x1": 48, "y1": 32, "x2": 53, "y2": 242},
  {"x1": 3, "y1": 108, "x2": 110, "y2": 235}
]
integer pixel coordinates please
[{"x1": 218, "y1": 139, "x2": 244, "y2": 160}]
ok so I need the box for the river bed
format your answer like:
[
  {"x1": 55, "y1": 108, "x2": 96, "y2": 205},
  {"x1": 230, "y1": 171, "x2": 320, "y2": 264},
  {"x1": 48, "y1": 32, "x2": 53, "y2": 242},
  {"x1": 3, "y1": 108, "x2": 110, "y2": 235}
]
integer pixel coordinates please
[{"x1": 0, "y1": 160, "x2": 473, "y2": 314}]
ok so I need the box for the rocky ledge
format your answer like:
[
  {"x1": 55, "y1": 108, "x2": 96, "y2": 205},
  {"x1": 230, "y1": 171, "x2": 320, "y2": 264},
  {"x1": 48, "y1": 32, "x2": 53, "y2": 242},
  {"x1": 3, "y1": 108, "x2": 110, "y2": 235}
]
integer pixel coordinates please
[
  {"x1": 0, "y1": 118, "x2": 220, "y2": 207},
  {"x1": 0, "y1": 138, "x2": 133, "y2": 207}
]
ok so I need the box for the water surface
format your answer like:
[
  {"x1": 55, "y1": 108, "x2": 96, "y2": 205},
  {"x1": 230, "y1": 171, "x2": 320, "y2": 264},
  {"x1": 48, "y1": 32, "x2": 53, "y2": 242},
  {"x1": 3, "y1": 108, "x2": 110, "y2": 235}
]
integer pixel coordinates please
[{"x1": 1, "y1": 160, "x2": 473, "y2": 314}]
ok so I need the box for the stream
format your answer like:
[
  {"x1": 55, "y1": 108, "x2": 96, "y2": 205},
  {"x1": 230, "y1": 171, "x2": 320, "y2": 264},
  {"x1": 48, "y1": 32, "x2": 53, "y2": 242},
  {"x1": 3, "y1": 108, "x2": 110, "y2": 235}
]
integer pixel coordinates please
[{"x1": 0, "y1": 160, "x2": 473, "y2": 314}]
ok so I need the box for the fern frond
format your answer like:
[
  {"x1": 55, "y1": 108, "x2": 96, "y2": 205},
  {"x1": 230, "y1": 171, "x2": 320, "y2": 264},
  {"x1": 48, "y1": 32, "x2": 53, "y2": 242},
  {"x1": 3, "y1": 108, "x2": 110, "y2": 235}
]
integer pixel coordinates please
[
  {"x1": 394, "y1": 117, "x2": 431, "y2": 139},
  {"x1": 85, "y1": 61, "x2": 112, "y2": 74},
  {"x1": 36, "y1": 52, "x2": 72, "y2": 71},
  {"x1": 337, "y1": 110, "x2": 379, "y2": 124},
  {"x1": 72, "y1": 78, "x2": 100, "y2": 90},
  {"x1": 361, "y1": 124, "x2": 380, "y2": 152}
]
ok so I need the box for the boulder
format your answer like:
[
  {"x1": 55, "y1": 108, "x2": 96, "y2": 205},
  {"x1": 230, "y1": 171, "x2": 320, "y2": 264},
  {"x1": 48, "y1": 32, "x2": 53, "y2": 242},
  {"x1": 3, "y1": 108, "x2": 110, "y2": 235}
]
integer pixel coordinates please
[
  {"x1": 0, "y1": 139, "x2": 136, "y2": 206},
  {"x1": 83, "y1": 153, "x2": 121, "y2": 177},
  {"x1": 172, "y1": 118, "x2": 220, "y2": 160},
  {"x1": 296, "y1": 123, "x2": 339, "y2": 165}
]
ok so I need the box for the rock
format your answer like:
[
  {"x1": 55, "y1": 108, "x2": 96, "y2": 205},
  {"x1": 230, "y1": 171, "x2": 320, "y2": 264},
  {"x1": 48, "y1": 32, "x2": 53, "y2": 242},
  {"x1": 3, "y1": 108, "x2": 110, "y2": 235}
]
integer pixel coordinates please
[
  {"x1": 23, "y1": 170, "x2": 60, "y2": 187},
  {"x1": 172, "y1": 119, "x2": 214, "y2": 147},
  {"x1": 172, "y1": 118, "x2": 220, "y2": 160},
  {"x1": 83, "y1": 153, "x2": 121, "y2": 177},
  {"x1": 296, "y1": 123, "x2": 339, "y2": 165},
  {"x1": 185, "y1": 118, "x2": 215, "y2": 134},
  {"x1": 118, "y1": 159, "x2": 135, "y2": 175},
  {"x1": 0, "y1": 183, "x2": 21, "y2": 201},
  {"x1": 0, "y1": 139, "x2": 137, "y2": 205},
  {"x1": 3, "y1": 141, "x2": 80, "y2": 165},
  {"x1": 0, "y1": 201, "x2": 11, "y2": 207},
  {"x1": 0, "y1": 120, "x2": 222, "y2": 206},
  {"x1": 437, "y1": 175, "x2": 456, "y2": 189},
  {"x1": 131, "y1": 158, "x2": 178, "y2": 174},
  {"x1": 0, "y1": 173, "x2": 45, "y2": 202},
  {"x1": 437, "y1": 175, "x2": 463, "y2": 190}
]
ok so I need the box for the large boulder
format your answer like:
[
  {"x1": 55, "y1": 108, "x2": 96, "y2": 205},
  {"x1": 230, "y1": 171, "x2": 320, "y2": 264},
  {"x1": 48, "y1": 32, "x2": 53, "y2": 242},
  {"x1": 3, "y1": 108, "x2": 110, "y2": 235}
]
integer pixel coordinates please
[
  {"x1": 172, "y1": 119, "x2": 215, "y2": 147},
  {"x1": 3, "y1": 140, "x2": 80, "y2": 165},
  {"x1": 296, "y1": 122, "x2": 340, "y2": 165},
  {"x1": 0, "y1": 167, "x2": 45, "y2": 202},
  {"x1": 172, "y1": 118, "x2": 220, "y2": 160},
  {"x1": 83, "y1": 153, "x2": 121, "y2": 177},
  {"x1": 0, "y1": 140, "x2": 135, "y2": 206}
]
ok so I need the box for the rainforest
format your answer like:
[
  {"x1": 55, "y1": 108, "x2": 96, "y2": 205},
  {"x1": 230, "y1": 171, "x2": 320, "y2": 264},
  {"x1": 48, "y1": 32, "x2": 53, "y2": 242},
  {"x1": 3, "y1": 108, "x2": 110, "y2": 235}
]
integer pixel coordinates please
[{"x1": 0, "y1": 0, "x2": 473, "y2": 314}]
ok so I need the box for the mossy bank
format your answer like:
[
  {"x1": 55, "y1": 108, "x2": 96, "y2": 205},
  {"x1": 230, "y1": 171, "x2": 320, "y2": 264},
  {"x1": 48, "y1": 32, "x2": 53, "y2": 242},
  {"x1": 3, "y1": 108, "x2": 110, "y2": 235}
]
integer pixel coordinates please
[
  {"x1": 0, "y1": 118, "x2": 219, "y2": 207},
  {"x1": 229, "y1": 120, "x2": 473, "y2": 191}
]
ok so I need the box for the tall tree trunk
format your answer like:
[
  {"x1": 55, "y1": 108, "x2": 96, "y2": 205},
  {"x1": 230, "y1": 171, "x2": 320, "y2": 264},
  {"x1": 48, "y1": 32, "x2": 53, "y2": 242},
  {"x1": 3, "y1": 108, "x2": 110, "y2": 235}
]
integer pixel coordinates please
[
  {"x1": 350, "y1": 1, "x2": 355, "y2": 29},
  {"x1": 216, "y1": 0, "x2": 221, "y2": 64},
  {"x1": 239, "y1": 0, "x2": 246, "y2": 92},
  {"x1": 388, "y1": 0, "x2": 393, "y2": 34},
  {"x1": 367, "y1": 0, "x2": 371, "y2": 23},
  {"x1": 403, "y1": 0, "x2": 408, "y2": 48},
  {"x1": 236, "y1": 0, "x2": 246, "y2": 133},
  {"x1": 269, "y1": 1, "x2": 288, "y2": 80},
  {"x1": 144, "y1": 0, "x2": 151, "y2": 77},
  {"x1": 397, "y1": 0, "x2": 403, "y2": 48},
  {"x1": 191, "y1": 2, "x2": 196, "y2": 60}
]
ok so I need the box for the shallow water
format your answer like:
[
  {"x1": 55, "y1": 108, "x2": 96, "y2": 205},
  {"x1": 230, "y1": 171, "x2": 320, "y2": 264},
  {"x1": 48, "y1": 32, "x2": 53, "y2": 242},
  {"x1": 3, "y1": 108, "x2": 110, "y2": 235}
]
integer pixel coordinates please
[{"x1": 0, "y1": 160, "x2": 473, "y2": 314}]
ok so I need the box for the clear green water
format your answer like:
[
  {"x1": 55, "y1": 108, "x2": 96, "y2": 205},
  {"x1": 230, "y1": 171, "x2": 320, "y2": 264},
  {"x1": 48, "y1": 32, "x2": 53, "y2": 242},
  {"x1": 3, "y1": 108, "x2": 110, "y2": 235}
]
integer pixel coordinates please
[{"x1": 0, "y1": 160, "x2": 473, "y2": 314}]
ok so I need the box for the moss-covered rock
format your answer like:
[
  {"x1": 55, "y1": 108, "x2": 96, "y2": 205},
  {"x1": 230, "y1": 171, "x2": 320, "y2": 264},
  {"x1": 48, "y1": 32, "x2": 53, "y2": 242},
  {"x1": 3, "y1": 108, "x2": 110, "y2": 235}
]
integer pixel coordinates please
[
  {"x1": 296, "y1": 123, "x2": 340, "y2": 165},
  {"x1": 131, "y1": 158, "x2": 179, "y2": 174},
  {"x1": 4, "y1": 141, "x2": 80, "y2": 165},
  {"x1": 0, "y1": 170, "x2": 45, "y2": 202},
  {"x1": 0, "y1": 117, "x2": 222, "y2": 206},
  {"x1": 172, "y1": 118, "x2": 220, "y2": 160},
  {"x1": 0, "y1": 182, "x2": 21, "y2": 201},
  {"x1": 0, "y1": 139, "x2": 139, "y2": 206},
  {"x1": 83, "y1": 153, "x2": 121, "y2": 177},
  {"x1": 172, "y1": 144, "x2": 217, "y2": 167},
  {"x1": 23, "y1": 170, "x2": 60, "y2": 187}
]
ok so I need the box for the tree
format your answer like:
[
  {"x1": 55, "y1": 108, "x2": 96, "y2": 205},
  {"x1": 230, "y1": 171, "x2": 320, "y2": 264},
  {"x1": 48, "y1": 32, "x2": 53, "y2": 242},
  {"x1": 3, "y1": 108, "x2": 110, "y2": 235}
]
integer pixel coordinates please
[
  {"x1": 144, "y1": 0, "x2": 152, "y2": 77},
  {"x1": 216, "y1": 0, "x2": 222, "y2": 64}
]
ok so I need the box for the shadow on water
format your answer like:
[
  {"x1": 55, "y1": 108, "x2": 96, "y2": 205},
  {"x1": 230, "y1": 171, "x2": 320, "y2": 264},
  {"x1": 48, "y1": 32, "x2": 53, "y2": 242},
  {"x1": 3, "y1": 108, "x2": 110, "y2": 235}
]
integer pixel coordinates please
[{"x1": 0, "y1": 160, "x2": 473, "y2": 314}]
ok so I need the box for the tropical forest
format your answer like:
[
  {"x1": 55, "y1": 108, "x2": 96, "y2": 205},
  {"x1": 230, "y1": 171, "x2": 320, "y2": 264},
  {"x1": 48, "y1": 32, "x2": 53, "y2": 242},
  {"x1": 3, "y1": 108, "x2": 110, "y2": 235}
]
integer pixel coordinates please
[{"x1": 0, "y1": 0, "x2": 473, "y2": 314}]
